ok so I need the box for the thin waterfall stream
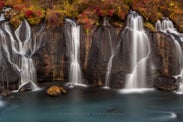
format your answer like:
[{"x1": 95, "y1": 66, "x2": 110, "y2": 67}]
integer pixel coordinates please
[{"x1": 104, "y1": 18, "x2": 115, "y2": 88}]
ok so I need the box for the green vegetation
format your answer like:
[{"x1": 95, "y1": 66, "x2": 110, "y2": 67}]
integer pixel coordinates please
[{"x1": 0, "y1": 0, "x2": 182, "y2": 31}]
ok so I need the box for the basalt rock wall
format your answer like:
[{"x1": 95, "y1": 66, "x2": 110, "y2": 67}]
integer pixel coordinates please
[{"x1": 0, "y1": 21, "x2": 182, "y2": 91}]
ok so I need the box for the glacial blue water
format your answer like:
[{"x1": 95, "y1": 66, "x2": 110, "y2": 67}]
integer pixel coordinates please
[{"x1": 0, "y1": 88, "x2": 183, "y2": 122}]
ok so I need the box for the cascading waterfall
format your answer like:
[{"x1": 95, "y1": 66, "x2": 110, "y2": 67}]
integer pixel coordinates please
[
  {"x1": 1, "y1": 20, "x2": 45, "y2": 91},
  {"x1": 125, "y1": 11, "x2": 150, "y2": 89},
  {"x1": 65, "y1": 18, "x2": 86, "y2": 87},
  {"x1": 155, "y1": 18, "x2": 183, "y2": 92}
]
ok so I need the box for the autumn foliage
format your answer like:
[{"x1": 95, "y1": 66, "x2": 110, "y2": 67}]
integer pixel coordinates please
[
  {"x1": 77, "y1": 0, "x2": 129, "y2": 29},
  {"x1": 0, "y1": 0, "x2": 182, "y2": 31}
]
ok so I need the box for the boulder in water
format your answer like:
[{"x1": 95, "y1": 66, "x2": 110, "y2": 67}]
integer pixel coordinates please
[
  {"x1": 154, "y1": 76, "x2": 179, "y2": 91},
  {"x1": 18, "y1": 81, "x2": 37, "y2": 92},
  {"x1": 46, "y1": 86, "x2": 66, "y2": 96}
]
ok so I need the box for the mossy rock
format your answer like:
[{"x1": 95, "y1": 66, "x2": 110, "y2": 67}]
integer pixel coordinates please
[{"x1": 46, "y1": 86, "x2": 66, "y2": 97}]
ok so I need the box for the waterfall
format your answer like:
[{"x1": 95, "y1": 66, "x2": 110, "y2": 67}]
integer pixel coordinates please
[
  {"x1": 104, "y1": 52, "x2": 114, "y2": 88},
  {"x1": 1, "y1": 20, "x2": 45, "y2": 91},
  {"x1": 124, "y1": 11, "x2": 151, "y2": 89},
  {"x1": 155, "y1": 18, "x2": 183, "y2": 92},
  {"x1": 65, "y1": 18, "x2": 86, "y2": 87},
  {"x1": 104, "y1": 18, "x2": 114, "y2": 88}
]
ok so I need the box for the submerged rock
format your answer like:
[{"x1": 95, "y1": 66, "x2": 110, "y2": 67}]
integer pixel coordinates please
[
  {"x1": 154, "y1": 76, "x2": 179, "y2": 91},
  {"x1": 1, "y1": 89, "x2": 12, "y2": 97},
  {"x1": 46, "y1": 86, "x2": 66, "y2": 96}
]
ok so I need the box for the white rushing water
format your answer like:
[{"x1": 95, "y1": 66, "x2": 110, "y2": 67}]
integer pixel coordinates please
[
  {"x1": 120, "y1": 88, "x2": 154, "y2": 94},
  {"x1": 104, "y1": 52, "x2": 114, "y2": 88},
  {"x1": 125, "y1": 11, "x2": 150, "y2": 89},
  {"x1": 1, "y1": 20, "x2": 45, "y2": 91},
  {"x1": 155, "y1": 18, "x2": 183, "y2": 93},
  {"x1": 104, "y1": 22, "x2": 114, "y2": 88},
  {"x1": 65, "y1": 19, "x2": 86, "y2": 87}
]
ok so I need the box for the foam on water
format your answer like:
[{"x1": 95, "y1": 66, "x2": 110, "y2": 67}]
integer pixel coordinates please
[
  {"x1": 119, "y1": 88, "x2": 154, "y2": 94},
  {"x1": 66, "y1": 83, "x2": 88, "y2": 88},
  {"x1": 0, "y1": 99, "x2": 4, "y2": 107},
  {"x1": 152, "y1": 111, "x2": 177, "y2": 120}
]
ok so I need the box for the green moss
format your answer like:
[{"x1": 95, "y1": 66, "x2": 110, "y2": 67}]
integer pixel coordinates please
[{"x1": 144, "y1": 22, "x2": 155, "y2": 32}]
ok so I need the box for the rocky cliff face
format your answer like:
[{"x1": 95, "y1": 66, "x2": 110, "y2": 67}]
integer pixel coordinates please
[
  {"x1": 150, "y1": 32, "x2": 183, "y2": 91},
  {"x1": 33, "y1": 26, "x2": 66, "y2": 82},
  {"x1": 85, "y1": 29, "x2": 182, "y2": 89},
  {"x1": 151, "y1": 32, "x2": 182, "y2": 76},
  {"x1": 0, "y1": 19, "x2": 183, "y2": 91},
  {"x1": 33, "y1": 24, "x2": 86, "y2": 83},
  {"x1": 86, "y1": 24, "x2": 118, "y2": 86}
]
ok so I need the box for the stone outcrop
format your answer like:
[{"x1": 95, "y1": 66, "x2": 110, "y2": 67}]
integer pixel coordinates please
[
  {"x1": 154, "y1": 76, "x2": 179, "y2": 91},
  {"x1": 86, "y1": 23, "x2": 117, "y2": 86},
  {"x1": 151, "y1": 32, "x2": 182, "y2": 76},
  {"x1": 150, "y1": 32, "x2": 183, "y2": 91}
]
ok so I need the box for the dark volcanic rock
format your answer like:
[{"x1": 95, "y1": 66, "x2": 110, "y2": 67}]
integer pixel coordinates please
[
  {"x1": 154, "y1": 76, "x2": 179, "y2": 91},
  {"x1": 86, "y1": 23, "x2": 118, "y2": 86},
  {"x1": 110, "y1": 29, "x2": 130, "y2": 88},
  {"x1": 34, "y1": 26, "x2": 66, "y2": 83},
  {"x1": 151, "y1": 32, "x2": 182, "y2": 76}
]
